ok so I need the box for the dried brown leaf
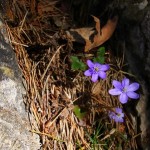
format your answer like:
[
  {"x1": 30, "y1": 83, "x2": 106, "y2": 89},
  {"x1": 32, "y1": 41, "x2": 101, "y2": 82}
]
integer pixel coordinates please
[
  {"x1": 66, "y1": 27, "x2": 95, "y2": 42},
  {"x1": 84, "y1": 16, "x2": 118, "y2": 52},
  {"x1": 66, "y1": 16, "x2": 118, "y2": 52}
]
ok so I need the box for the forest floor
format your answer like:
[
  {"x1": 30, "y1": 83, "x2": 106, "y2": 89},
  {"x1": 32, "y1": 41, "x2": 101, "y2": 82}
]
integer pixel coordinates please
[{"x1": 3, "y1": 0, "x2": 141, "y2": 149}]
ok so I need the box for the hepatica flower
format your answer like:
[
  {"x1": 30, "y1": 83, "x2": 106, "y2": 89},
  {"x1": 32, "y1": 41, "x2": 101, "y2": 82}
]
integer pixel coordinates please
[
  {"x1": 84, "y1": 60, "x2": 109, "y2": 82},
  {"x1": 109, "y1": 78, "x2": 140, "y2": 104},
  {"x1": 109, "y1": 107, "x2": 124, "y2": 123}
]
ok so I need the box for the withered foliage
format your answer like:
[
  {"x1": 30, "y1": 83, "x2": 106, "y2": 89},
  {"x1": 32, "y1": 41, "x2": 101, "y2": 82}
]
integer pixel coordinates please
[
  {"x1": 66, "y1": 16, "x2": 118, "y2": 52},
  {"x1": 4, "y1": 0, "x2": 140, "y2": 149}
]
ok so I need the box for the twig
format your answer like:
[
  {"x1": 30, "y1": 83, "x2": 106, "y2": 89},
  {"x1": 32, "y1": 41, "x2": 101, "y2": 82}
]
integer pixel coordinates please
[{"x1": 41, "y1": 45, "x2": 64, "y2": 81}]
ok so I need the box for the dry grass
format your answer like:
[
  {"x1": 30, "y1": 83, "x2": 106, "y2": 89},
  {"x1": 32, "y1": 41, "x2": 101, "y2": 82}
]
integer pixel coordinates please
[{"x1": 4, "y1": 0, "x2": 140, "y2": 149}]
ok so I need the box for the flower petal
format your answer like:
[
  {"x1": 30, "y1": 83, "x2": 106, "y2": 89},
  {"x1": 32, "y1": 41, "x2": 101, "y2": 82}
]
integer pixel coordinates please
[
  {"x1": 115, "y1": 108, "x2": 122, "y2": 114},
  {"x1": 109, "y1": 111, "x2": 115, "y2": 119},
  {"x1": 109, "y1": 89, "x2": 122, "y2": 95},
  {"x1": 115, "y1": 116, "x2": 124, "y2": 123},
  {"x1": 95, "y1": 63, "x2": 101, "y2": 67},
  {"x1": 122, "y1": 78, "x2": 129, "y2": 87},
  {"x1": 112, "y1": 80, "x2": 122, "y2": 89},
  {"x1": 127, "y1": 83, "x2": 140, "y2": 92},
  {"x1": 127, "y1": 91, "x2": 139, "y2": 99},
  {"x1": 91, "y1": 74, "x2": 98, "y2": 82},
  {"x1": 87, "y1": 60, "x2": 94, "y2": 68},
  {"x1": 119, "y1": 93, "x2": 128, "y2": 104},
  {"x1": 100, "y1": 64, "x2": 110, "y2": 71},
  {"x1": 98, "y1": 71, "x2": 106, "y2": 79},
  {"x1": 84, "y1": 70, "x2": 92, "y2": 76}
]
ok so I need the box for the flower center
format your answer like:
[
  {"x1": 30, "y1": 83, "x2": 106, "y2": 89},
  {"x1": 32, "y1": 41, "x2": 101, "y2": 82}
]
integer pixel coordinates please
[
  {"x1": 123, "y1": 87, "x2": 127, "y2": 93},
  {"x1": 117, "y1": 113, "x2": 121, "y2": 117},
  {"x1": 94, "y1": 67, "x2": 99, "y2": 72}
]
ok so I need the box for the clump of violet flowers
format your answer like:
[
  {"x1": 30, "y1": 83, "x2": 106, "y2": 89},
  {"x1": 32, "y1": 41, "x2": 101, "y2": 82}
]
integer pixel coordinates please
[{"x1": 83, "y1": 58, "x2": 140, "y2": 124}]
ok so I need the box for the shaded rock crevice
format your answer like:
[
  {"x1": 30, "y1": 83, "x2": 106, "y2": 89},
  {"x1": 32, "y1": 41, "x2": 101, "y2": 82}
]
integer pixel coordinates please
[
  {"x1": 115, "y1": 1, "x2": 150, "y2": 149},
  {"x1": 0, "y1": 17, "x2": 40, "y2": 150}
]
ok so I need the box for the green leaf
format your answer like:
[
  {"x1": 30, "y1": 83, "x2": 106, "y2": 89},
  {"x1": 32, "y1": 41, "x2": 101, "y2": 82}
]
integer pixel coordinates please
[
  {"x1": 71, "y1": 56, "x2": 86, "y2": 71},
  {"x1": 93, "y1": 57, "x2": 105, "y2": 64},
  {"x1": 73, "y1": 105, "x2": 86, "y2": 119},
  {"x1": 93, "y1": 46, "x2": 105, "y2": 64},
  {"x1": 97, "y1": 47, "x2": 105, "y2": 56}
]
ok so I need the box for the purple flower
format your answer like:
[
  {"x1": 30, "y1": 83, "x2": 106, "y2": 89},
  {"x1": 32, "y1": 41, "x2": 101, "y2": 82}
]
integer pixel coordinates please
[
  {"x1": 84, "y1": 60, "x2": 109, "y2": 82},
  {"x1": 109, "y1": 108, "x2": 124, "y2": 123},
  {"x1": 109, "y1": 78, "x2": 140, "y2": 104}
]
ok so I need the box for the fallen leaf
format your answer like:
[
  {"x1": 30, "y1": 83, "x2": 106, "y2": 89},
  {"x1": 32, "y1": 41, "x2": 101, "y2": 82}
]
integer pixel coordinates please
[
  {"x1": 66, "y1": 27, "x2": 94, "y2": 44},
  {"x1": 84, "y1": 16, "x2": 118, "y2": 52},
  {"x1": 65, "y1": 16, "x2": 118, "y2": 52}
]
